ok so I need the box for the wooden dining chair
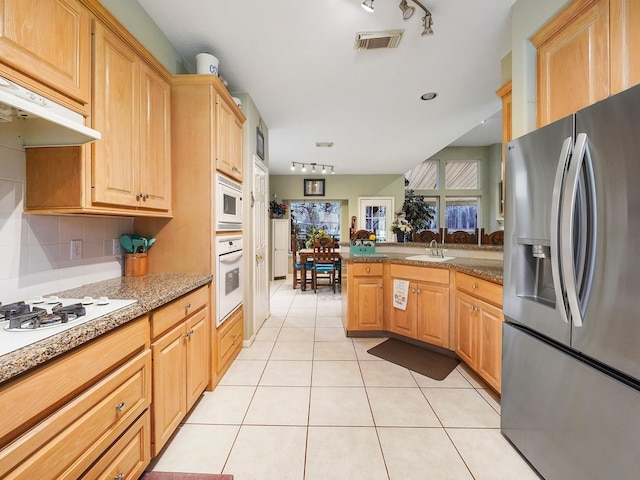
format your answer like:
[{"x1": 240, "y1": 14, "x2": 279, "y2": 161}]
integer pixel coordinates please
[
  {"x1": 312, "y1": 237, "x2": 338, "y2": 293},
  {"x1": 292, "y1": 233, "x2": 313, "y2": 289}
]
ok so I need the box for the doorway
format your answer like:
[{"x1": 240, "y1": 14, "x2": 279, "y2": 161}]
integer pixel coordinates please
[{"x1": 252, "y1": 156, "x2": 269, "y2": 337}]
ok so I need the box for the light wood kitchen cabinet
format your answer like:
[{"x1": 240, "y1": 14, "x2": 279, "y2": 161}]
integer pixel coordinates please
[
  {"x1": 216, "y1": 92, "x2": 244, "y2": 181},
  {"x1": 0, "y1": 0, "x2": 91, "y2": 111},
  {"x1": 533, "y1": 0, "x2": 640, "y2": 126},
  {"x1": 533, "y1": 0, "x2": 609, "y2": 126},
  {"x1": 496, "y1": 80, "x2": 512, "y2": 217},
  {"x1": 150, "y1": 287, "x2": 209, "y2": 456},
  {"x1": 92, "y1": 21, "x2": 171, "y2": 212},
  {"x1": 345, "y1": 263, "x2": 385, "y2": 332},
  {"x1": 610, "y1": 0, "x2": 640, "y2": 94},
  {"x1": 0, "y1": 317, "x2": 151, "y2": 480},
  {"x1": 24, "y1": 11, "x2": 172, "y2": 217},
  {"x1": 216, "y1": 306, "x2": 244, "y2": 379},
  {"x1": 454, "y1": 272, "x2": 503, "y2": 393},
  {"x1": 388, "y1": 265, "x2": 450, "y2": 348}
]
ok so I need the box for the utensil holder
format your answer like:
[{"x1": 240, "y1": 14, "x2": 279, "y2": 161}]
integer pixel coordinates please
[{"x1": 124, "y1": 253, "x2": 148, "y2": 277}]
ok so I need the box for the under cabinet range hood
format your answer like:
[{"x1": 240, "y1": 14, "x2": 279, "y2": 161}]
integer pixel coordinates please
[{"x1": 0, "y1": 75, "x2": 101, "y2": 147}]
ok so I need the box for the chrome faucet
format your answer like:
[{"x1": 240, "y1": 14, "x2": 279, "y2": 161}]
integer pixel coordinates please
[{"x1": 429, "y1": 240, "x2": 441, "y2": 257}]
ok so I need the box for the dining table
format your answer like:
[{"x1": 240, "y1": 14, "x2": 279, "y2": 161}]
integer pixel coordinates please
[{"x1": 297, "y1": 248, "x2": 342, "y2": 291}]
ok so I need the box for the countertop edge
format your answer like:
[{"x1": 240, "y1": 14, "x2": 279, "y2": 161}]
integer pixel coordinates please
[
  {"x1": 0, "y1": 273, "x2": 213, "y2": 384},
  {"x1": 341, "y1": 254, "x2": 503, "y2": 285}
]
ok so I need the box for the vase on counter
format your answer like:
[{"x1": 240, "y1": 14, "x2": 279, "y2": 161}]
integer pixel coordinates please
[{"x1": 396, "y1": 232, "x2": 405, "y2": 243}]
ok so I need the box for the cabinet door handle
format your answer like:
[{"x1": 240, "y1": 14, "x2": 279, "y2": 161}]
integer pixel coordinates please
[
  {"x1": 136, "y1": 192, "x2": 143, "y2": 200},
  {"x1": 379, "y1": 284, "x2": 383, "y2": 288},
  {"x1": 115, "y1": 402, "x2": 126, "y2": 412},
  {"x1": 366, "y1": 267, "x2": 370, "y2": 273},
  {"x1": 472, "y1": 283, "x2": 478, "y2": 289},
  {"x1": 114, "y1": 474, "x2": 125, "y2": 480},
  {"x1": 143, "y1": 193, "x2": 150, "y2": 199},
  {"x1": 185, "y1": 303, "x2": 192, "y2": 309}
]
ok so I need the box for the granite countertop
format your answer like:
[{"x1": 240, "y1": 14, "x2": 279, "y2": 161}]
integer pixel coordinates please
[
  {"x1": 0, "y1": 273, "x2": 213, "y2": 384},
  {"x1": 341, "y1": 252, "x2": 503, "y2": 285}
]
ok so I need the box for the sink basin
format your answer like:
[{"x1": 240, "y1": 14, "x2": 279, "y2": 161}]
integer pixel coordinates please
[{"x1": 405, "y1": 255, "x2": 455, "y2": 263}]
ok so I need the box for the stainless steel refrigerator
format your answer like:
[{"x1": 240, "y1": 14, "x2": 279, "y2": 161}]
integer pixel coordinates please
[{"x1": 502, "y1": 83, "x2": 640, "y2": 480}]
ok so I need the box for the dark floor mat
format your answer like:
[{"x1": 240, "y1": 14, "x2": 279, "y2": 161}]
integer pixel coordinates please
[{"x1": 367, "y1": 338, "x2": 460, "y2": 381}]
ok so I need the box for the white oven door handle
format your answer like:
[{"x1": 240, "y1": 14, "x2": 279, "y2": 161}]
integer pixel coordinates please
[{"x1": 219, "y1": 251, "x2": 243, "y2": 263}]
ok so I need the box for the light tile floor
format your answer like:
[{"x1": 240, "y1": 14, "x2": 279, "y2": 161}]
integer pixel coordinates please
[{"x1": 150, "y1": 277, "x2": 541, "y2": 480}]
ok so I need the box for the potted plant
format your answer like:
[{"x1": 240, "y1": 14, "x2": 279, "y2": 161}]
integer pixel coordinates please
[
  {"x1": 305, "y1": 226, "x2": 332, "y2": 248},
  {"x1": 269, "y1": 200, "x2": 288, "y2": 218},
  {"x1": 391, "y1": 212, "x2": 413, "y2": 243},
  {"x1": 401, "y1": 190, "x2": 435, "y2": 236}
]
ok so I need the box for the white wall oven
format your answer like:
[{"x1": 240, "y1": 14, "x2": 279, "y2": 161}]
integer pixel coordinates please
[
  {"x1": 216, "y1": 234, "x2": 243, "y2": 326},
  {"x1": 216, "y1": 174, "x2": 243, "y2": 231}
]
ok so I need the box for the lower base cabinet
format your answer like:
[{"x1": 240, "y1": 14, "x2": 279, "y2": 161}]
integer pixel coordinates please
[
  {"x1": 454, "y1": 273, "x2": 504, "y2": 393},
  {"x1": 214, "y1": 306, "x2": 243, "y2": 386},
  {"x1": 345, "y1": 263, "x2": 385, "y2": 332},
  {"x1": 388, "y1": 265, "x2": 450, "y2": 349},
  {"x1": 151, "y1": 286, "x2": 210, "y2": 456},
  {"x1": 0, "y1": 318, "x2": 151, "y2": 480}
]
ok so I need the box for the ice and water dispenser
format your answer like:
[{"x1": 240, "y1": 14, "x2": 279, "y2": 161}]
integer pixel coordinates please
[{"x1": 515, "y1": 239, "x2": 557, "y2": 308}]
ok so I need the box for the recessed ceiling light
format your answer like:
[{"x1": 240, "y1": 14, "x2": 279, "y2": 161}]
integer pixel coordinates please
[
  {"x1": 420, "y1": 92, "x2": 438, "y2": 101},
  {"x1": 315, "y1": 142, "x2": 334, "y2": 147}
]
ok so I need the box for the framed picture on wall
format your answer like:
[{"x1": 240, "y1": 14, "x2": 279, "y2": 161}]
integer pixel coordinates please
[
  {"x1": 256, "y1": 127, "x2": 264, "y2": 160},
  {"x1": 304, "y1": 179, "x2": 325, "y2": 196}
]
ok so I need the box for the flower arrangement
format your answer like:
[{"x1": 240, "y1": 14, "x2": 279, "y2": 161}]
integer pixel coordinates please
[
  {"x1": 306, "y1": 227, "x2": 333, "y2": 248},
  {"x1": 269, "y1": 200, "x2": 288, "y2": 218},
  {"x1": 391, "y1": 212, "x2": 413, "y2": 234}
]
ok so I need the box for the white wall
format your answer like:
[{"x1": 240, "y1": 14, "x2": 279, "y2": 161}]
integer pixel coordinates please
[{"x1": 0, "y1": 145, "x2": 133, "y2": 303}]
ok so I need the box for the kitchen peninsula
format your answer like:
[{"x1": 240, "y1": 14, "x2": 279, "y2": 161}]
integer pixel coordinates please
[{"x1": 341, "y1": 244, "x2": 504, "y2": 393}]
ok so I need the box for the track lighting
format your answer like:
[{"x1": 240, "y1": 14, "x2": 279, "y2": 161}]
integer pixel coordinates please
[
  {"x1": 421, "y1": 12, "x2": 434, "y2": 35},
  {"x1": 361, "y1": 0, "x2": 374, "y2": 13},
  {"x1": 363, "y1": 0, "x2": 433, "y2": 36},
  {"x1": 290, "y1": 162, "x2": 336, "y2": 174},
  {"x1": 399, "y1": 0, "x2": 415, "y2": 20}
]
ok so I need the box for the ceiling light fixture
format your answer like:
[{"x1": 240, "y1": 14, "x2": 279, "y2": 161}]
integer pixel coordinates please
[
  {"x1": 399, "y1": 0, "x2": 415, "y2": 20},
  {"x1": 361, "y1": 0, "x2": 374, "y2": 13},
  {"x1": 420, "y1": 91, "x2": 438, "y2": 101},
  {"x1": 421, "y1": 11, "x2": 434, "y2": 35},
  {"x1": 290, "y1": 162, "x2": 336, "y2": 175}
]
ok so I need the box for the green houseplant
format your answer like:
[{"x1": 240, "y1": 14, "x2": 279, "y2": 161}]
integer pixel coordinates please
[{"x1": 401, "y1": 190, "x2": 435, "y2": 234}]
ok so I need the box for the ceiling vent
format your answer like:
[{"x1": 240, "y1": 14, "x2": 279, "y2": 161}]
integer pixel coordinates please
[{"x1": 354, "y1": 29, "x2": 404, "y2": 50}]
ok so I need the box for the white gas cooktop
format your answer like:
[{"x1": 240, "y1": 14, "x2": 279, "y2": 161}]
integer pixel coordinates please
[{"x1": 0, "y1": 297, "x2": 137, "y2": 356}]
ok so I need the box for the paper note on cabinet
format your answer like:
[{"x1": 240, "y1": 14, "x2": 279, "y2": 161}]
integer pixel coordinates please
[{"x1": 393, "y1": 279, "x2": 409, "y2": 310}]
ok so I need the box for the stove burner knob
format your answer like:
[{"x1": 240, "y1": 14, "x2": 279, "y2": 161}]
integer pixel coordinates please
[
  {"x1": 82, "y1": 296, "x2": 93, "y2": 305},
  {"x1": 32, "y1": 296, "x2": 44, "y2": 304},
  {"x1": 47, "y1": 295, "x2": 59, "y2": 303},
  {"x1": 97, "y1": 296, "x2": 109, "y2": 305}
]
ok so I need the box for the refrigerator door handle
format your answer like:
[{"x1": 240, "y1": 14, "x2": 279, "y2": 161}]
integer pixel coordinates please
[
  {"x1": 550, "y1": 136, "x2": 573, "y2": 324},
  {"x1": 561, "y1": 133, "x2": 597, "y2": 327}
]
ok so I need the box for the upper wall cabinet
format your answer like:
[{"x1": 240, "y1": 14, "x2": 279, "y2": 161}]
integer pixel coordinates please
[
  {"x1": 215, "y1": 92, "x2": 244, "y2": 182},
  {"x1": 533, "y1": 0, "x2": 640, "y2": 127},
  {"x1": 0, "y1": 0, "x2": 91, "y2": 112},
  {"x1": 533, "y1": 0, "x2": 609, "y2": 126},
  {"x1": 25, "y1": 6, "x2": 172, "y2": 217},
  {"x1": 92, "y1": 22, "x2": 171, "y2": 212}
]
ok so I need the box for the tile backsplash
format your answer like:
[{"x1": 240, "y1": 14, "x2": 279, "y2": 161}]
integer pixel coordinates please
[{"x1": 0, "y1": 145, "x2": 132, "y2": 303}]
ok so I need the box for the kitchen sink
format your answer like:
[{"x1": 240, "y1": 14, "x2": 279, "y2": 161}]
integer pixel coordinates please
[{"x1": 405, "y1": 254, "x2": 455, "y2": 263}]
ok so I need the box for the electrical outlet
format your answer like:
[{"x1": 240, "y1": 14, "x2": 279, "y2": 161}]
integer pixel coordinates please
[
  {"x1": 70, "y1": 239, "x2": 82, "y2": 260},
  {"x1": 112, "y1": 238, "x2": 122, "y2": 255}
]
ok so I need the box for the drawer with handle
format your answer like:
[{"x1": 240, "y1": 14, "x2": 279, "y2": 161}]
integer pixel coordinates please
[
  {"x1": 151, "y1": 285, "x2": 209, "y2": 339},
  {"x1": 456, "y1": 272, "x2": 502, "y2": 307},
  {"x1": 217, "y1": 307, "x2": 243, "y2": 372},
  {"x1": 0, "y1": 350, "x2": 150, "y2": 480},
  {"x1": 81, "y1": 410, "x2": 150, "y2": 480},
  {"x1": 352, "y1": 263, "x2": 383, "y2": 276}
]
